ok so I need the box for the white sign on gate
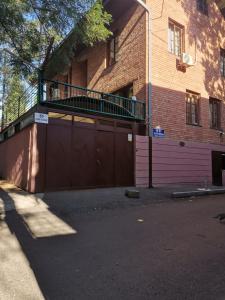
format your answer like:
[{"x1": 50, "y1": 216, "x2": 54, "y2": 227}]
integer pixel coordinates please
[
  {"x1": 34, "y1": 113, "x2": 49, "y2": 124},
  {"x1": 128, "y1": 134, "x2": 133, "y2": 142}
]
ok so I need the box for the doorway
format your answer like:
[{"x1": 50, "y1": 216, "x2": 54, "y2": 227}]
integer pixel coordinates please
[{"x1": 212, "y1": 151, "x2": 225, "y2": 186}]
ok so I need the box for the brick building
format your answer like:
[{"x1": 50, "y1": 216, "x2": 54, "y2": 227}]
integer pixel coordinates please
[
  {"x1": 150, "y1": 0, "x2": 225, "y2": 186},
  {"x1": 52, "y1": 0, "x2": 225, "y2": 186},
  {"x1": 0, "y1": 0, "x2": 224, "y2": 191}
]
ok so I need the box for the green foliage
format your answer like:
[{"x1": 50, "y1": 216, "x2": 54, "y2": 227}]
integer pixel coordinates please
[
  {"x1": 4, "y1": 74, "x2": 26, "y2": 125},
  {"x1": 78, "y1": 0, "x2": 112, "y2": 46},
  {"x1": 0, "y1": 0, "x2": 112, "y2": 126},
  {"x1": 44, "y1": 0, "x2": 112, "y2": 78},
  {"x1": 0, "y1": 0, "x2": 112, "y2": 79}
]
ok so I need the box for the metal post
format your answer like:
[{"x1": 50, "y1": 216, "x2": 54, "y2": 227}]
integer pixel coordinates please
[
  {"x1": 134, "y1": 0, "x2": 152, "y2": 137},
  {"x1": 133, "y1": 0, "x2": 153, "y2": 188},
  {"x1": 18, "y1": 96, "x2": 21, "y2": 118}
]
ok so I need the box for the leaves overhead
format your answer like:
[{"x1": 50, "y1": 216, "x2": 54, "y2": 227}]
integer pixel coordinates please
[
  {"x1": 45, "y1": 0, "x2": 112, "y2": 78},
  {"x1": 78, "y1": 0, "x2": 113, "y2": 47},
  {"x1": 0, "y1": 0, "x2": 112, "y2": 79},
  {"x1": 3, "y1": 74, "x2": 27, "y2": 126}
]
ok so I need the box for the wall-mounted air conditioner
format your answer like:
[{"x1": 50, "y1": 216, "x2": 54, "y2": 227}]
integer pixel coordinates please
[{"x1": 181, "y1": 53, "x2": 195, "y2": 67}]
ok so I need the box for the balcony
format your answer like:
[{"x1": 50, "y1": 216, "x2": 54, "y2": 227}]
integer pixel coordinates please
[
  {"x1": 1, "y1": 79, "x2": 146, "y2": 132},
  {"x1": 1, "y1": 85, "x2": 38, "y2": 131},
  {"x1": 43, "y1": 79, "x2": 146, "y2": 121}
]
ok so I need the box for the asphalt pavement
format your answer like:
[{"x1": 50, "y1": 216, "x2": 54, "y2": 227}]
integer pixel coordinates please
[{"x1": 1, "y1": 183, "x2": 225, "y2": 299}]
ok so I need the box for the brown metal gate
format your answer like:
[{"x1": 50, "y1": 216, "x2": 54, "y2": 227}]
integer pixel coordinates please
[{"x1": 44, "y1": 114, "x2": 134, "y2": 190}]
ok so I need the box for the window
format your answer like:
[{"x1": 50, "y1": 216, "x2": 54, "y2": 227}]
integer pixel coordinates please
[
  {"x1": 49, "y1": 82, "x2": 60, "y2": 99},
  {"x1": 113, "y1": 84, "x2": 133, "y2": 99},
  {"x1": 107, "y1": 35, "x2": 119, "y2": 67},
  {"x1": 209, "y1": 98, "x2": 221, "y2": 129},
  {"x1": 186, "y1": 91, "x2": 200, "y2": 126},
  {"x1": 113, "y1": 84, "x2": 134, "y2": 112},
  {"x1": 196, "y1": 0, "x2": 208, "y2": 15},
  {"x1": 220, "y1": 48, "x2": 225, "y2": 77},
  {"x1": 168, "y1": 19, "x2": 184, "y2": 56}
]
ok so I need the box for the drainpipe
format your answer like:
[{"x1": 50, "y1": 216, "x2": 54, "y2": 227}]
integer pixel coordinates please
[
  {"x1": 134, "y1": 0, "x2": 153, "y2": 188},
  {"x1": 134, "y1": 0, "x2": 152, "y2": 137}
]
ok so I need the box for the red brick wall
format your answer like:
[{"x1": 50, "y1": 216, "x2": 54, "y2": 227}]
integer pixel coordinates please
[
  {"x1": 54, "y1": 0, "x2": 225, "y2": 147},
  {"x1": 69, "y1": 3, "x2": 147, "y2": 102},
  {"x1": 71, "y1": 60, "x2": 87, "y2": 87},
  {"x1": 149, "y1": 0, "x2": 225, "y2": 144}
]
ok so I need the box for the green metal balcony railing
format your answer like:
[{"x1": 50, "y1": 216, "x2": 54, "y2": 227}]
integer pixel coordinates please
[
  {"x1": 1, "y1": 84, "x2": 38, "y2": 130},
  {"x1": 42, "y1": 79, "x2": 146, "y2": 121},
  {"x1": 0, "y1": 78, "x2": 146, "y2": 132}
]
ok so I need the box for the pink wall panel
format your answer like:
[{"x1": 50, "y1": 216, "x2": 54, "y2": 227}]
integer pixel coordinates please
[
  {"x1": 152, "y1": 138, "x2": 225, "y2": 186},
  {"x1": 135, "y1": 135, "x2": 149, "y2": 188}
]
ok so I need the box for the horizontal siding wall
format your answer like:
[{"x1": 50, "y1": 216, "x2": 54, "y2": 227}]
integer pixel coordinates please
[
  {"x1": 152, "y1": 138, "x2": 225, "y2": 186},
  {"x1": 135, "y1": 135, "x2": 149, "y2": 187}
]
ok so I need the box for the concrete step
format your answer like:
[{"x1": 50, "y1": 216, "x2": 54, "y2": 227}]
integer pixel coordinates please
[{"x1": 172, "y1": 188, "x2": 225, "y2": 198}]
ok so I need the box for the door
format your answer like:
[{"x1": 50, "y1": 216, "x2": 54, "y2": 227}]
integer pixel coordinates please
[
  {"x1": 115, "y1": 132, "x2": 134, "y2": 186},
  {"x1": 45, "y1": 124, "x2": 71, "y2": 190},
  {"x1": 96, "y1": 131, "x2": 114, "y2": 187},
  {"x1": 212, "y1": 151, "x2": 223, "y2": 186},
  {"x1": 71, "y1": 126, "x2": 97, "y2": 188},
  {"x1": 44, "y1": 117, "x2": 135, "y2": 190}
]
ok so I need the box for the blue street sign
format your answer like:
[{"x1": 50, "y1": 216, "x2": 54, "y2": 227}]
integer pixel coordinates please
[{"x1": 153, "y1": 128, "x2": 165, "y2": 138}]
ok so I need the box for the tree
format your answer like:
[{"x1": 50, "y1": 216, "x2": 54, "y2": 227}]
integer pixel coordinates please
[
  {"x1": 3, "y1": 74, "x2": 27, "y2": 126},
  {"x1": 0, "y1": 0, "x2": 112, "y2": 79},
  {"x1": 0, "y1": 51, "x2": 11, "y2": 128}
]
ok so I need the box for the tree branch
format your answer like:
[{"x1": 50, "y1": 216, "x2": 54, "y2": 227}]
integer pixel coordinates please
[{"x1": 41, "y1": 37, "x2": 55, "y2": 70}]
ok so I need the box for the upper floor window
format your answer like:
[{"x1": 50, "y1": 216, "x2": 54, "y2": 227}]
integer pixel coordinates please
[
  {"x1": 113, "y1": 84, "x2": 134, "y2": 111},
  {"x1": 220, "y1": 48, "x2": 225, "y2": 77},
  {"x1": 168, "y1": 19, "x2": 184, "y2": 57},
  {"x1": 107, "y1": 34, "x2": 119, "y2": 67},
  {"x1": 209, "y1": 98, "x2": 221, "y2": 129},
  {"x1": 113, "y1": 84, "x2": 133, "y2": 99},
  {"x1": 186, "y1": 91, "x2": 200, "y2": 126},
  {"x1": 196, "y1": 0, "x2": 208, "y2": 15},
  {"x1": 49, "y1": 82, "x2": 60, "y2": 100}
]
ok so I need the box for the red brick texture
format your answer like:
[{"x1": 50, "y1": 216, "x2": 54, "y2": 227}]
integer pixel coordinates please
[
  {"x1": 55, "y1": 3, "x2": 147, "y2": 102},
  {"x1": 54, "y1": 0, "x2": 225, "y2": 187},
  {"x1": 150, "y1": 0, "x2": 225, "y2": 144},
  {"x1": 60, "y1": 0, "x2": 225, "y2": 146}
]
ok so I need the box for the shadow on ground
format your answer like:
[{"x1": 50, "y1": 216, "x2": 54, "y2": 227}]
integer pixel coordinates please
[{"x1": 1, "y1": 183, "x2": 225, "y2": 300}]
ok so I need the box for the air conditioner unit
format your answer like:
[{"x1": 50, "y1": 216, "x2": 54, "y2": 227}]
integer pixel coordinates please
[{"x1": 181, "y1": 53, "x2": 195, "y2": 67}]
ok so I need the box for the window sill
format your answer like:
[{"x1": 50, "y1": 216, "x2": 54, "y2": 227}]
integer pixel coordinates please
[
  {"x1": 104, "y1": 61, "x2": 117, "y2": 72},
  {"x1": 210, "y1": 127, "x2": 223, "y2": 131},
  {"x1": 186, "y1": 123, "x2": 202, "y2": 128},
  {"x1": 168, "y1": 51, "x2": 182, "y2": 59}
]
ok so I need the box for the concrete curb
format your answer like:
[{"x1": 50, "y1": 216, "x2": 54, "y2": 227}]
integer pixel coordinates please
[{"x1": 172, "y1": 188, "x2": 225, "y2": 198}]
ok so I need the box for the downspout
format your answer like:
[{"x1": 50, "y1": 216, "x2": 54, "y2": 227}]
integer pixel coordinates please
[
  {"x1": 134, "y1": 0, "x2": 152, "y2": 137},
  {"x1": 134, "y1": 0, "x2": 153, "y2": 188}
]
